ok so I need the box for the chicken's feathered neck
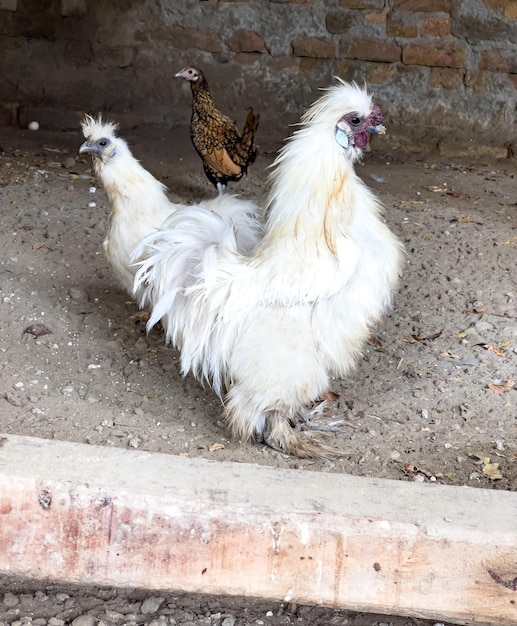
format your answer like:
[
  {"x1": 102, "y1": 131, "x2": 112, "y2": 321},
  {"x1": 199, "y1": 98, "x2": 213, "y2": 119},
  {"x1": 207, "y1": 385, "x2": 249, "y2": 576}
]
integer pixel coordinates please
[
  {"x1": 262, "y1": 119, "x2": 364, "y2": 257},
  {"x1": 190, "y1": 74, "x2": 211, "y2": 96},
  {"x1": 94, "y1": 144, "x2": 168, "y2": 215}
]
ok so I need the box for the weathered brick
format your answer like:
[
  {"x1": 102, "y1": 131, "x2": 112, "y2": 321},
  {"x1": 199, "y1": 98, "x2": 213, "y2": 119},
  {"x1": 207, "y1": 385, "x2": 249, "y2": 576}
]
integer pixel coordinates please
[
  {"x1": 291, "y1": 37, "x2": 336, "y2": 59},
  {"x1": 65, "y1": 40, "x2": 93, "y2": 64},
  {"x1": 339, "y1": 0, "x2": 385, "y2": 8},
  {"x1": 478, "y1": 49, "x2": 517, "y2": 73},
  {"x1": 464, "y1": 70, "x2": 490, "y2": 95},
  {"x1": 430, "y1": 67, "x2": 463, "y2": 89},
  {"x1": 61, "y1": 0, "x2": 87, "y2": 16},
  {"x1": 0, "y1": 0, "x2": 16, "y2": 10},
  {"x1": 365, "y1": 62, "x2": 398, "y2": 84},
  {"x1": 93, "y1": 45, "x2": 134, "y2": 68},
  {"x1": 341, "y1": 38, "x2": 401, "y2": 62},
  {"x1": 364, "y1": 11, "x2": 387, "y2": 24},
  {"x1": 402, "y1": 42, "x2": 466, "y2": 68},
  {"x1": 386, "y1": 16, "x2": 418, "y2": 38},
  {"x1": 505, "y1": 4, "x2": 517, "y2": 19},
  {"x1": 419, "y1": 15, "x2": 451, "y2": 38},
  {"x1": 390, "y1": 0, "x2": 451, "y2": 10},
  {"x1": 325, "y1": 11, "x2": 354, "y2": 34},
  {"x1": 169, "y1": 27, "x2": 222, "y2": 53},
  {"x1": 0, "y1": 102, "x2": 18, "y2": 126},
  {"x1": 227, "y1": 29, "x2": 268, "y2": 53}
]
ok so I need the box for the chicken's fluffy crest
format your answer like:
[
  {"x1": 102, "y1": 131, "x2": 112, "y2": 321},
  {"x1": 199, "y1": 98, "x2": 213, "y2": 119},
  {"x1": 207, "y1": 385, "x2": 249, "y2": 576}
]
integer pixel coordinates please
[{"x1": 81, "y1": 114, "x2": 119, "y2": 142}]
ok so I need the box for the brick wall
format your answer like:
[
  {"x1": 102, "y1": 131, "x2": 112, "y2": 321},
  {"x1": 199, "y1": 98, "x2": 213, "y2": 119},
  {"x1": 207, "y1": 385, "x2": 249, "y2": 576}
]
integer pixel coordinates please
[{"x1": 0, "y1": 0, "x2": 516, "y2": 156}]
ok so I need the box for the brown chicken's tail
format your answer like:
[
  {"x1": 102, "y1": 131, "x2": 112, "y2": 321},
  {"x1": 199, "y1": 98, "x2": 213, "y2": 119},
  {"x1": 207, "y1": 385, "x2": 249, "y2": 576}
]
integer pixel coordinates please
[{"x1": 240, "y1": 107, "x2": 260, "y2": 164}]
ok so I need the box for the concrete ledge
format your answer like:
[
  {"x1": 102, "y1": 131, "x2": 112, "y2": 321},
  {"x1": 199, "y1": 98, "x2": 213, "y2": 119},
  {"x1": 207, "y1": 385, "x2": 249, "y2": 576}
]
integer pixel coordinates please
[{"x1": 0, "y1": 434, "x2": 515, "y2": 625}]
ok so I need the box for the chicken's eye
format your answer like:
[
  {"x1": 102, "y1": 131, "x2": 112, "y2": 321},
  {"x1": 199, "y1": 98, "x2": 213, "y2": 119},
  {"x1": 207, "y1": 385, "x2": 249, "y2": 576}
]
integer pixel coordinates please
[
  {"x1": 99, "y1": 139, "x2": 108, "y2": 147},
  {"x1": 350, "y1": 116, "x2": 361, "y2": 127}
]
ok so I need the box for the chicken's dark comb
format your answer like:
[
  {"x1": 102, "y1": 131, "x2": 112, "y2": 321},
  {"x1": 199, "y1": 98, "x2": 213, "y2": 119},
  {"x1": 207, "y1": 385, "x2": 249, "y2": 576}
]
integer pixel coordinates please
[{"x1": 369, "y1": 105, "x2": 383, "y2": 126}]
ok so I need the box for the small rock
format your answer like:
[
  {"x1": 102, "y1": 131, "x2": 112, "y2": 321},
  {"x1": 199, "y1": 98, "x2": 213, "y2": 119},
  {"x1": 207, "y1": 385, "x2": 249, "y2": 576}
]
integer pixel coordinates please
[
  {"x1": 55, "y1": 593, "x2": 70, "y2": 603},
  {"x1": 72, "y1": 616, "x2": 97, "y2": 626},
  {"x1": 68, "y1": 286, "x2": 89, "y2": 301},
  {"x1": 141, "y1": 596, "x2": 165, "y2": 615},
  {"x1": 49, "y1": 619, "x2": 66, "y2": 626},
  {"x1": 64, "y1": 157, "x2": 76, "y2": 169},
  {"x1": 420, "y1": 409, "x2": 429, "y2": 420},
  {"x1": 222, "y1": 617, "x2": 236, "y2": 626},
  {"x1": 3, "y1": 592, "x2": 19, "y2": 607},
  {"x1": 104, "y1": 610, "x2": 125, "y2": 622}
]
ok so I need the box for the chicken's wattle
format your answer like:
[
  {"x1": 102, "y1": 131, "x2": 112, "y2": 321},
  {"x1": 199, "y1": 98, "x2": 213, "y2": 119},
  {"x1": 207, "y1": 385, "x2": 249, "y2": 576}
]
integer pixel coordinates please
[{"x1": 354, "y1": 131, "x2": 369, "y2": 149}]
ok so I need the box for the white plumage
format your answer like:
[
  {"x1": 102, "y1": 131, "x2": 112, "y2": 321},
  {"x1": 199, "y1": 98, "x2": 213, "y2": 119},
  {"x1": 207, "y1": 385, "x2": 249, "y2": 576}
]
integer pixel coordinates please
[
  {"x1": 79, "y1": 115, "x2": 261, "y2": 302},
  {"x1": 134, "y1": 80, "x2": 404, "y2": 457}
]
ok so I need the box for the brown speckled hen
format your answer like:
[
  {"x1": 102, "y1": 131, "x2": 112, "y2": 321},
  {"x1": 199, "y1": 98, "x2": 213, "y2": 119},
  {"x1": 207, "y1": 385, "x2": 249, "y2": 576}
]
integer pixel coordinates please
[{"x1": 175, "y1": 65, "x2": 260, "y2": 194}]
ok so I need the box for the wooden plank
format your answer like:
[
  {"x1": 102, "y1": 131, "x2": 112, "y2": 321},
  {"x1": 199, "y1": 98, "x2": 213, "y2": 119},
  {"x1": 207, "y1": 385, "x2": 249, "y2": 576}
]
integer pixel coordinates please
[{"x1": 0, "y1": 434, "x2": 515, "y2": 625}]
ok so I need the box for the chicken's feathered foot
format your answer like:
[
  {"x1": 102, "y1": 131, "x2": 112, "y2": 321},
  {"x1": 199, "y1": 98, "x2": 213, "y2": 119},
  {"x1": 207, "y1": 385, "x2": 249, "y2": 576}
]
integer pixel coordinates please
[{"x1": 261, "y1": 411, "x2": 342, "y2": 459}]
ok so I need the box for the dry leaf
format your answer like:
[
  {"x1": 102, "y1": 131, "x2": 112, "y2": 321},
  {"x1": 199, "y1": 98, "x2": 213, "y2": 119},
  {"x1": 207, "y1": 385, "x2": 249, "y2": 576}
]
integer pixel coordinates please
[
  {"x1": 412, "y1": 331, "x2": 444, "y2": 342},
  {"x1": 482, "y1": 462, "x2": 503, "y2": 480},
  {"x1": 482, "y1": 344, "x2": 505, "y2": 357},
  {"x1": 367, "y1": 336, "x2": 382, "y2": 347},
  {"x1": 403, "y1": 463, "x2": 434, "y2": 478},
  {"x1": 487, "y1": 380, "x2": 515, "y2": 395},
  {"x1": 179, "y1": 452, "x2": 190, "y2": 457},
  {"x1": 32, "y1": 242, "x2": 44, "y2": 250},
  {"x1": 440, "y1": 350, "x2": 460, "y2": 359},
  {"x1": 209, "y1": 443, "x2": 225, "y2": 452}
]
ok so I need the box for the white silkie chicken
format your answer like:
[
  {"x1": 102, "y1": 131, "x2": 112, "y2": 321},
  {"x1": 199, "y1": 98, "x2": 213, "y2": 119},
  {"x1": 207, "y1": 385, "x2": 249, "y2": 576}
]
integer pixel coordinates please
[
  {"x1": 133, "y1": 80, "x2": 404, "y2": 458},
  {"x1": 78, "y1": 115, "x2": 261, "y2": 302}
]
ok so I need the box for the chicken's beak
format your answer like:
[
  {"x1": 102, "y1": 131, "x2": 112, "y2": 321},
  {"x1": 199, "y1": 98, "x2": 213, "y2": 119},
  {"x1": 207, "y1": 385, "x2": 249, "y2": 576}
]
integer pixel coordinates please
[
  {"x1": 79, "y1": 140, "x2": 94, "y2": 154},
  {"x1": 366, "y1": 124, "x2": 386, "y2": 135}
]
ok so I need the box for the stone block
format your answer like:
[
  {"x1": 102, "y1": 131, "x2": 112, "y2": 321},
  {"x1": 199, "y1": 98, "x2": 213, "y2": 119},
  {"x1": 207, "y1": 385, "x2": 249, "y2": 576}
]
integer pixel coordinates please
[
  {"x1": 402, "y1": 42, "x2": 466, "y2": 68},
  {"x1": 0, "y1": 0, "x2": 16, "y2": 10},
  {"x1": 386, "y1": 16, "x2": 418, "y2": 38},
  {"x1": 227, "y1": 29, "x2": 268, "y2": 54},
  {"x1": 390, "y1": 0, "x2": 451, "y2": 10},
  {"x1": 342, "y1": 38, "x2": 401, "y2": 62},
  {"x1": 61, "y1": 0, "x2": 87, "y2": 16},
  {"x1": 430, "y1": 67, "x2": 463, "y2": 89},
  {"x1": 339, "y1": 0, "x2": 384, "y2": 8},
  {"x1": 364, "y1": 11, "x2": 387, "y2": 24},
  {"x1": 169, "y1": 27, "x2": 222, "y2": 53},
  {"x1": 478, "y1": 48, "x2": 517, "y2": 73},
  {"x1": 365, "y1": 62, "x2": 398, "y2": 84},
  {"x1": 325, "y1": 11, "x2": 354, "y2": 34},
  {"x1": 93, "y1": 45, "x2": 134, "y2": 69},
  {"x1": 291, "y1": 37, "x2": 336, "y2": 59},
  {"x1": 464, "y1": 70, "x2": 490, "y2": 94},
  {"x1": 419, "y1": 15, "x2": 451, "y2": 38},
  {"x1": 0, "y1": 102, "x2": 18, "y2": 126}
]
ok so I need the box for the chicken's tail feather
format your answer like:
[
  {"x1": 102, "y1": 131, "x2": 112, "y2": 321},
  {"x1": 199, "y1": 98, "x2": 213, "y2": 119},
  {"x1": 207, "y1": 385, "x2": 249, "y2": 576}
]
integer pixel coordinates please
[
  {"x1": 132, "y1": 199, "x2": 262, "y2": 395},
  {"x1": 240, "y1": 107, "x2": 260, "y2": 165}
]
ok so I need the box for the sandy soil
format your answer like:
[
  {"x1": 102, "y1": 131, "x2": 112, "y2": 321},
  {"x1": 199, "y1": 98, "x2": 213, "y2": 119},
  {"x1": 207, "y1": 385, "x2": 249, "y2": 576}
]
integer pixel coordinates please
[{"x1": 0, "y1": 121, "x2": 515, "y2": 625}]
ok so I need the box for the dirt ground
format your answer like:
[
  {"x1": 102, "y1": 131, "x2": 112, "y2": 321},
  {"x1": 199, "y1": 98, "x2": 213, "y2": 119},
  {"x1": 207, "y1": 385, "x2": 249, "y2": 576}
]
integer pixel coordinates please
[{"x1": 0, "y1": 120, "x2": 516, "y2": 626}]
